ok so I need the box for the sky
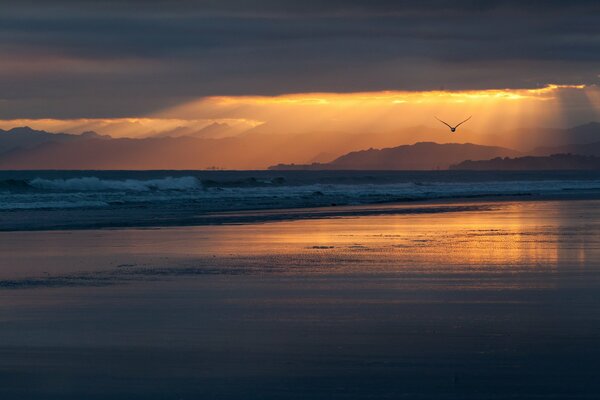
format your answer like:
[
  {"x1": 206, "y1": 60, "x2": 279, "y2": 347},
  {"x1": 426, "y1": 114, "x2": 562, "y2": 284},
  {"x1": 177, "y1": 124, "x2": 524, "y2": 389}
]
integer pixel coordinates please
[{"x1": 0, "y1": 0, "x2": 599, "y2": 142}]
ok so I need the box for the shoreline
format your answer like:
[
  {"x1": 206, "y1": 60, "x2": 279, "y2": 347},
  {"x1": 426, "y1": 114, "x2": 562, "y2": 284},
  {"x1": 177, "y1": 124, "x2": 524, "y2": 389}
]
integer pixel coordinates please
[{"x1": 3, "y1": 190, "x2": 600, "y2": 232}]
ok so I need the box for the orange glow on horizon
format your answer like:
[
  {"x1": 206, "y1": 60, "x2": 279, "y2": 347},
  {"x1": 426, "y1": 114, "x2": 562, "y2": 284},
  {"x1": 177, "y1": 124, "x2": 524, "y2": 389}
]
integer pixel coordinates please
[
  {"x1": 154, "y1": 84, "x2": 594, "y2": 149},
  {"x1": 0, "y1": 84, "x2": 597, "y2": 153},
  {"x1": 205, "y1": 84, "x2": 587, "y2": 106}
]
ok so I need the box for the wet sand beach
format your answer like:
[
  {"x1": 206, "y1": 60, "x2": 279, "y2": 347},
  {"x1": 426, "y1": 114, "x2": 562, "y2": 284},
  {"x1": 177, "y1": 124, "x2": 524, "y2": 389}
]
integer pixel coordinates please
[{"x1": 1, "y1": 199, "x2": 600, "y2": 399}]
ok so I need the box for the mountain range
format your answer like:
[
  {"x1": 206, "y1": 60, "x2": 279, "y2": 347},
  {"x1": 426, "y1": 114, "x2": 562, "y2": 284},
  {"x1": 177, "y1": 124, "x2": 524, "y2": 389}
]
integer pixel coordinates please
[
  {"x1": 498, "y1": 122, "x2": 600, "y2": 149},
  {"x1": 0, "y1": 126, "x2": 446, "y2": 169},
  {"x1": 270, "y1": 142, "x2": 521, "y2": 170},
  {"x1": 1, "y1": 123, "x2": 600, "y2": 170},
  {"x1": 452, "y1": 154, "x2": 600, "y2": 170},
  {"x1": 531, "y1": 141, "x2": 600, "y2": 157},
  {"x1": 0, "y1": 127, "x2": 108, "y2": 155}
]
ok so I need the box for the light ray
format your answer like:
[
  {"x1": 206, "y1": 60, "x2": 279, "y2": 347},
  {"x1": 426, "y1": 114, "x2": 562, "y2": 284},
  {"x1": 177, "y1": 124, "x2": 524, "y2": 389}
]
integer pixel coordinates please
[{"x1": 0, "y1": 84, "x2": 590, "y2": 151}]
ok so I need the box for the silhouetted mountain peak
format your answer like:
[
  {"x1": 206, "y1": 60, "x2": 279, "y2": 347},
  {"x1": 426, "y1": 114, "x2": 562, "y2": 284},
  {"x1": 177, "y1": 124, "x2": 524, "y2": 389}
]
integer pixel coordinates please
[
  {"x1": 452, "y1": 153, "x2": 600, "y2": 170},
  {"x1": 573, "y1": 121, "x2": 600, "y2": 129},
  {"x1": 190, "y1": 122, "x2": 232, "y2": 138},
  {"x1": 2, "y1": 126, "x2": 40, "y2": 135},
  {"x1": 271, "y1": 142, "x2": 520, "y2": 170},
  {"x1": 80, "y1": 130, "x2": 110, "y2": 139},
  {"x1": 0, "y1": 126, "x2": 108, "y2": 139},
  {"x1": 0, "y1": 126, "x2": 113, "y2": 157}
]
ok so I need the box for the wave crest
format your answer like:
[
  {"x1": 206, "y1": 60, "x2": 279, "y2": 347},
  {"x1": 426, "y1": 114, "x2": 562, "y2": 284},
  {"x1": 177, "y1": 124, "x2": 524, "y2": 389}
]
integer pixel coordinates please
[{"x1": 29, "y1": 176, "x2": 200, "y2": 192}]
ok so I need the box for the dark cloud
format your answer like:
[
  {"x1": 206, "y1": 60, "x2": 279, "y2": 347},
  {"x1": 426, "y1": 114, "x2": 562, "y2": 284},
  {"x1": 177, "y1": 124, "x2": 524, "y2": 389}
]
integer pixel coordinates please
[{"x1": 0, "y1": 0, "x2": 598, "y2": 118}]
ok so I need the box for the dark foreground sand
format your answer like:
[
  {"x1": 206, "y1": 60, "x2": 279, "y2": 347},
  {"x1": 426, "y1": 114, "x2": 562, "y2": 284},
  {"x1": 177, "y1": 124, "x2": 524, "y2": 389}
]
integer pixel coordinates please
[{"x1": 1, "y1": 199, "x2": 600, "y2": 399}]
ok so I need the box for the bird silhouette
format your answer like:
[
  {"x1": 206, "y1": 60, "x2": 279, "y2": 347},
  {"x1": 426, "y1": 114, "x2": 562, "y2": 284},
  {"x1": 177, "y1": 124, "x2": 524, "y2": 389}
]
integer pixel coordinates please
[{"x1": 435, "y1": 116, "x2": 472, "y2": 132}]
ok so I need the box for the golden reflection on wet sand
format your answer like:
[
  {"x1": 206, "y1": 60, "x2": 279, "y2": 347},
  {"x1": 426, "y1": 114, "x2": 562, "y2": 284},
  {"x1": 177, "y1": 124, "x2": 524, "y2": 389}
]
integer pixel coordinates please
[
  {"x1": 1, "y1": 200, "x2": 599, "y2": 281},
  {"x1": 198, "y1": 200, "x2": 599, "y2": 274},
  {"x1": 2, "y1": 200, "x2": 600, "y2": 399}
]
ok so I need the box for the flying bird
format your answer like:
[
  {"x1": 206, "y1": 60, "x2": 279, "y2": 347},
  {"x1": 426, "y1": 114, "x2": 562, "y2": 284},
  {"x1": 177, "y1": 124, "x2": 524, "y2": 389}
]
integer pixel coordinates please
[{"x1": 435, "y1": 116, "x2": 472, "y2": 132}]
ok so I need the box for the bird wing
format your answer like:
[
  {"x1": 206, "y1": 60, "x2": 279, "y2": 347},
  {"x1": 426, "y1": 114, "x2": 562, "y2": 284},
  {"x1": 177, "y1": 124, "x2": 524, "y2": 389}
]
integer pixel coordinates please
[
  {"x1": 454, "y1": 116, "x2": 472, "y2": 128},
  {"x1": 435, "y1": 116, "x2": 453, "y2": 129}
]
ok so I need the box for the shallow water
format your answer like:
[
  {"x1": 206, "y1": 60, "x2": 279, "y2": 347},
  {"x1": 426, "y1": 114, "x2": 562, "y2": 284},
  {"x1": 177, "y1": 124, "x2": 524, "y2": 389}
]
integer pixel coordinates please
[{"x1": 1, "y1": 199, "x2": 600, "y2": 399}]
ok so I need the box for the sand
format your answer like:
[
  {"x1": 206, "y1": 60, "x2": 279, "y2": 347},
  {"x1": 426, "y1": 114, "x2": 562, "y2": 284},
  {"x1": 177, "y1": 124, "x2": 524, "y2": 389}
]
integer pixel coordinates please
[{"x1": 1, "y1": 199, "x2": 600, "y2": 399}]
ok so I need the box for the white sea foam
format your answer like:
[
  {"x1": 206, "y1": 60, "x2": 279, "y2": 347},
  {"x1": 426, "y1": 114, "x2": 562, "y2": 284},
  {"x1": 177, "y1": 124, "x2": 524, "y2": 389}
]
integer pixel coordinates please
[
  {"x1": 0, "y1": 200, "x2": 110, "y2": 210},
  {"x1": 29, "y1": 176, "x2": 200, "y2": 192},
  {"x1": 1, "y1": 172, "x2": 600, "y2": 215}
]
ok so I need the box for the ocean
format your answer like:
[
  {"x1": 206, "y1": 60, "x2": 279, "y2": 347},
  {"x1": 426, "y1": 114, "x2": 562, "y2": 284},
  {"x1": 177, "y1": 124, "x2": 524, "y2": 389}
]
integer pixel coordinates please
[{"x1": 1, "y1": 170, "x2": 600, "y2": 231}]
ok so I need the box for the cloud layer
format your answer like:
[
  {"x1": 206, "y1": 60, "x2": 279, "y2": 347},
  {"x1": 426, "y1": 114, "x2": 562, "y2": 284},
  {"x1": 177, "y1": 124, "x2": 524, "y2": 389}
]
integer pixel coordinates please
[{"x1": 0, "y1": 0, "x2": 599, "y2": 118}]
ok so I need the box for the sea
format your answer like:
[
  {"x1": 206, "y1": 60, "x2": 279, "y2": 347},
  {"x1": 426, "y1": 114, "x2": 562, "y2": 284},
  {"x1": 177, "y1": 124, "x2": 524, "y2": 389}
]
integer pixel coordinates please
[{"x1": 1, "y1": 170, "x2": 600, "y2": 230}]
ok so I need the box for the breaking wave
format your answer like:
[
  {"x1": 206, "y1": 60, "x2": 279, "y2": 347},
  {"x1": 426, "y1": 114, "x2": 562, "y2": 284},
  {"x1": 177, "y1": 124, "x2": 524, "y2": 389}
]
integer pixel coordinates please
[
  {"x1": 0, "y1": 176, "x2": 288, "y2": 192},
  {"x1": 28, "y1": 176, "x2": 200, "y2": 192},
  {"x1": 1, "y1": 171, "x2": 600, "y2": 216},
  {"x1": 0, "y1": 200, "x2": 110, "y2": 210}
]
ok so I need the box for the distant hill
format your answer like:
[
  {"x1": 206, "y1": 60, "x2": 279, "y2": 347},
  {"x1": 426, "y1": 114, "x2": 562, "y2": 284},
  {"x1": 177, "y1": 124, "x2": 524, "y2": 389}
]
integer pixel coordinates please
[
  {"x1": 0, "y1": 126, "x2": 425, "y2": 170},
  {"x1": 0, "y1": 127, "x2": 107, "y2": 155},
  {"x1": 568, "y1": 122, "x2": 600, "y2": 144},
  {"x1": 0, "y1": 126, "x2": 475, "y2": 170},
  {"x1": 189, "y1": 122, "x2": 233, "y2": 139},
  {"x1": 451, "y1": 153, "x2": 600, "y2": 170},
  {"x1": 154, "y1": 122, "x2": 236, "y2": 139},
  {"x1": 510, "y1": 122, "x2": 600, "y2": 149},
  {"x1": 531, "y1": 141, "x2": 600, "y2": 157},
  {"x1": 269, "y1": 142, "x2": 521, "y2": 170},
  {"x1": 3, "y1": 123, "x2": 600, "y2": 170}
]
